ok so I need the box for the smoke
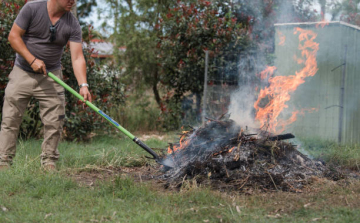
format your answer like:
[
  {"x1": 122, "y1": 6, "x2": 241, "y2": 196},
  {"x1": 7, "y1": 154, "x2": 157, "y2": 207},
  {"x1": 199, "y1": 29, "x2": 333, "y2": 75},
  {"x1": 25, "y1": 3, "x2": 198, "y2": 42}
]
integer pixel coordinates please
[
  {"x1": 228, "y1": 1, "x2": 319, "y2": 131},
  {"x1": 228, "y1": 85, "x2": 257, "y2": 128}
]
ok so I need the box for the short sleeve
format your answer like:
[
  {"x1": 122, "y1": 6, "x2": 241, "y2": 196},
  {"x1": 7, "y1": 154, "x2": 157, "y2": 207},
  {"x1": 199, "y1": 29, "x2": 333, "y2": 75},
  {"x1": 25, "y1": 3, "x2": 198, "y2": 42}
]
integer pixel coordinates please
[
  {"x1": 14, "y1": 3, "x2": 33, "y2": 31},
  {"x1": 69, "y1": 19, "x2": 82, "y2": 43}
]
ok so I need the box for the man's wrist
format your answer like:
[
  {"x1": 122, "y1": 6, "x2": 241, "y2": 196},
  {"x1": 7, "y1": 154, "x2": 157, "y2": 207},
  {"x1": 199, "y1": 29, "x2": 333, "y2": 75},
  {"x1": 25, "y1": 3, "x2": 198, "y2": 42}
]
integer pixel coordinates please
[{"x1": 79, "y1": 83, "x2": 89, "y2": 88}]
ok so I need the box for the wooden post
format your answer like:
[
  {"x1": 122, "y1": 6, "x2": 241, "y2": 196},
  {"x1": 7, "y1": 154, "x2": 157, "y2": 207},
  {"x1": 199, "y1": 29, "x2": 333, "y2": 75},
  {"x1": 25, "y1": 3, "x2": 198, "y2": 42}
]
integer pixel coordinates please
[
  {"x1": 202, "y1": 50, "x2": 209, "y2": 124},
  {"x1": 338, "y1": 45, "x2": 347, "y2": 143}
]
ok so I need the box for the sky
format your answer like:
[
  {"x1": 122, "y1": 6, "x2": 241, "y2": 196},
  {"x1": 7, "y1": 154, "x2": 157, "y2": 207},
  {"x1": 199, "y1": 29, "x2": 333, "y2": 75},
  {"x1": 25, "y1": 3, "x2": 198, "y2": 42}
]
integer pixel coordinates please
[
  {"x1": 83, "y1": 0, "x2": 336, "y2": 35},
  {"x1": 81, "y1": 0, "x2": 113, "y2": 35}
]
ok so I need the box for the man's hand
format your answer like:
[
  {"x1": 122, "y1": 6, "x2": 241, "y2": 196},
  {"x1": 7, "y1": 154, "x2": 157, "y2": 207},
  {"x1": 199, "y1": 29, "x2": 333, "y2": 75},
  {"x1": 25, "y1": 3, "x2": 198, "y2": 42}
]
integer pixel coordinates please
[
  {"x1": 80, "y1": 86, "x2": 92, "y2": 108},
  {"x1": 30, "y1": 58, "x2": 47, "y2": 75}
]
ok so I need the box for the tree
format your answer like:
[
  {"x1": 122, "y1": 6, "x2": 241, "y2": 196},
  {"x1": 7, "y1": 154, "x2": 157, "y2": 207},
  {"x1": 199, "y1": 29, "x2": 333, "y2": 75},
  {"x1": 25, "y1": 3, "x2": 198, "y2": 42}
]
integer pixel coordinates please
[
  {"x1": 103, "y1": 0, "x2": 176, "y2": 106},
  {"x1": 158, "y1": 0, "x2": 247, "y2": 100},
  {"x1": 328, "y1": 0, "x2": 360, "y2": 26},
  {"x1": 77, "y1": 0, "x2": 97, "y2": 20}
]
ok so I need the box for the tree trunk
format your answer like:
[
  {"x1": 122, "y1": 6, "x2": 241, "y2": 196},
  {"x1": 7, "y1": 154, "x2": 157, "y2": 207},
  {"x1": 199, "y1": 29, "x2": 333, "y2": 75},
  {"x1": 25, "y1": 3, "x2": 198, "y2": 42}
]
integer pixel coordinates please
[
  {"x1": 319, "y1": 0, "x2": 326, "y2": 20},
  {"x1": 71, "y1": 0, "x2": 77, "y2": 18},
  {"x1": 152, "y1": 69, "x2": 161, "y2": 106}
]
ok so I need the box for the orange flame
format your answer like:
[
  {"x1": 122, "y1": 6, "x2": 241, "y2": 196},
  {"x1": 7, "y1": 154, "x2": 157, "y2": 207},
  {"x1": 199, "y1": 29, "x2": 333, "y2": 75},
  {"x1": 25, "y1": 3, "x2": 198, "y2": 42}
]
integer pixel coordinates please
[
  {"x1": 277, "y1": 31, "x2": 286, "y2": 46},
  {"x1": 257, "y1": 66, "x2": 277, "y2": 80},
  {"x1": 167, "y1": 135, "x2": 189, "y2": 154},
  {"x1": 316, "y1": 20, "x2": 329, "y2": 29},
  {"x1": 228, "y1": 146, "x2": 236, "y2": 153},
  {"x1": 254, "y1": 27, "x2": 319, "y2": 133}
]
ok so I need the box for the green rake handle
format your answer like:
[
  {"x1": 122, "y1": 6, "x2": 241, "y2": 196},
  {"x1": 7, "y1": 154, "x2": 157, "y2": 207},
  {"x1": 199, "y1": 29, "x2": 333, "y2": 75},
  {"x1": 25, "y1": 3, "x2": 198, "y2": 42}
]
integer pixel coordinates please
[{"x1": 48, "y1": 72, "x2": 160, "y2": 161}]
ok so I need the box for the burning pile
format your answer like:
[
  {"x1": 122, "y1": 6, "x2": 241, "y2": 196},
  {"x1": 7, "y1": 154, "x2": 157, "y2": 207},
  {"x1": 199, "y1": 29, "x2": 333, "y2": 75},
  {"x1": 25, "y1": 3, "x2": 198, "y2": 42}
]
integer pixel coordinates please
[
  {"x1": 161, "y1": 119, "x2": 329, "y2": 192},
  {"x1": 159, "y1": 25, "x2": 341, "y2": 192}
]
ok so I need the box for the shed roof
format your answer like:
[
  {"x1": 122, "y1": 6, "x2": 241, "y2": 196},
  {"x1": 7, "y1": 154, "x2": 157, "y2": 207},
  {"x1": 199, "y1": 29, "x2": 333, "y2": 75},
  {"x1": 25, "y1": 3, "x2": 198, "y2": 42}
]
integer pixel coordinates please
[{"x1": 274, "y1": 21, "x2": 360, "y2": 31}]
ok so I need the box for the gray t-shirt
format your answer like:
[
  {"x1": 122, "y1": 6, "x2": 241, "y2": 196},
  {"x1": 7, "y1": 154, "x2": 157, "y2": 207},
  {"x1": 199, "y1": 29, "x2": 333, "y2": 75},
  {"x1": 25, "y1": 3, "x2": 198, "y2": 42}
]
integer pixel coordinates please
[{"x1": 14, "y1": 0, "x2": 82, "y2": 72}]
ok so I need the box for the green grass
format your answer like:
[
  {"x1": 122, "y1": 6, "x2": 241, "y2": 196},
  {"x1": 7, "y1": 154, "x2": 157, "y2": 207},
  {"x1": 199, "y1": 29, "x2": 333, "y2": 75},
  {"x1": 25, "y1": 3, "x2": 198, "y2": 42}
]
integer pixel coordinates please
[
  {"x1": 298, "y1": 137, "x2": 360, "y2": 170},
  {"x1": 0, "y1": 135, "x2": 359, "y2": 222},
  {"x1": 109, "y1": 92, "x2": 164, "y2": 132}
]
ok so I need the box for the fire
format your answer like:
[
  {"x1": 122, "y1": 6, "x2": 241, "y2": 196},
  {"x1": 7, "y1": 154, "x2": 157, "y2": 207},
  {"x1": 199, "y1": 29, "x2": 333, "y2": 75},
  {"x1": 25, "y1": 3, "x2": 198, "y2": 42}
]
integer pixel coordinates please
[
  {"x1": 316, "y1": 20, "x2": 329, "y2": 28},
  {"x1": 228, "y1": 146, "x2": 236, "y2": 153},
  {"x1": 254, "y1": 27, "x2": 319, "y2": 133},
  {"x1": 167, "y1": 135, "x2": 189, "y2": 154},
  {"x1": 277, "y1": 31, "x2": 286, "y2": 46},
  {"x1": 257, "y1": 66, "x2": 277, "y2": 80}
]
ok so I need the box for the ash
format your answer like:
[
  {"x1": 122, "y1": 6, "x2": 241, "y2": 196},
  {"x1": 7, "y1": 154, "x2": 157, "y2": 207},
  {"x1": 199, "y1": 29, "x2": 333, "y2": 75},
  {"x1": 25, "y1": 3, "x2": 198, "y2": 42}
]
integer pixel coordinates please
[{"x1": 160, "y1": 119, "x2": 340, "y2": 192}]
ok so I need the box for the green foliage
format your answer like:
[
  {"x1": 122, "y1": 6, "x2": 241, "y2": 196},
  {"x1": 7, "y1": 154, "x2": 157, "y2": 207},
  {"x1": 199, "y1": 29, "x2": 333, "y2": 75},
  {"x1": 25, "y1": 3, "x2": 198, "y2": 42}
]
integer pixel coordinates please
[
  {"x1": 0, "y1": 1, "x2": 126, "y2": 141},
  {"x1": 158, "y1": 0, "x2": 247, "y2": 97},
  {"x1": 61, "y1": 43, "x2": 125, "y2": 141},
  {"x1": 329, "y1": 0, "x2": 360, "y2": 25},
  {"x1": 156, "y1": 0, "x2": 250, "y2": 126},
  {"x1": 77, "y1": 0, "x2": 97, "y2": 21},
  {"x1": 0, "y1": 0, "x2": 40, "y2": 139},
  {"x1": 110, "y1": 93, "x2": 163, "y2": 132},
  {"x1": 0, "y1": 1, "x2": 23, "y2": 110},
  {"x1": 99, "y1": 0, "x2": 323, "y2": 130},
  {"x1": 103, "y1": 0, "x2": 183, "y2": 129},
  {"x1": 299, "y1": 137, "x2": 360, "y2": 170}
]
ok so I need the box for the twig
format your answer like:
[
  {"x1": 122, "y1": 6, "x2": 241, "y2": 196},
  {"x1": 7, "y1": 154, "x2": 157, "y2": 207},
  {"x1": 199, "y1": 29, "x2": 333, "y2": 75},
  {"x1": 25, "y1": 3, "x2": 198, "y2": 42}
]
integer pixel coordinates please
[
  {"x1": 238, "y1": 174, "x2": 250, "y2": 190},
  {"x1": 285, "y1": 181, "x2": 303, "y2": 193},
  {"x1": 224, "y1": 165, "x2": 230, "y2": 178},
  {"x1": 139, "y1": 173, "x2": 142, "y2": 183},
  {"x1": 216, "y1": 111, "x2": 228, "y2": 120},
  {"x1": 266, "y1": 171, "x2": 279, "y2": 191},
  {"x1": 205, "y1": 117, "x2": 227, "y2": 124}
]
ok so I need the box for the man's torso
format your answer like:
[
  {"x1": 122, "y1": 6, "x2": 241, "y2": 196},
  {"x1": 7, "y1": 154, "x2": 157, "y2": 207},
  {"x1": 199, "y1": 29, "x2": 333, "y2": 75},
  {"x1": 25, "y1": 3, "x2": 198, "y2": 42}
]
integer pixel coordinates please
[{"x1": 14, "y1": 0, "x2": 82, "y2": 72}]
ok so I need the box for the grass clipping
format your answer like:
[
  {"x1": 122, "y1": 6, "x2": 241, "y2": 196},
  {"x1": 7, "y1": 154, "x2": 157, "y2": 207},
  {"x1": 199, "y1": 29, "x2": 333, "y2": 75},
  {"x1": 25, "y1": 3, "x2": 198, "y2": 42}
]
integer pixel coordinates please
[{"x1": 160, "y1": 119, "x2": 345, "y2": 192}]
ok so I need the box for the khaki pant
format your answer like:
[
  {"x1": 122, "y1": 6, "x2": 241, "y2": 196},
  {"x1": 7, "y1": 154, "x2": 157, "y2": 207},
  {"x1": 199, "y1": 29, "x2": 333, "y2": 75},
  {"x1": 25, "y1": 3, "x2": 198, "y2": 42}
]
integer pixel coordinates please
[{"x1": 0, "y1": 66, "x2": 65, "y2": 167}]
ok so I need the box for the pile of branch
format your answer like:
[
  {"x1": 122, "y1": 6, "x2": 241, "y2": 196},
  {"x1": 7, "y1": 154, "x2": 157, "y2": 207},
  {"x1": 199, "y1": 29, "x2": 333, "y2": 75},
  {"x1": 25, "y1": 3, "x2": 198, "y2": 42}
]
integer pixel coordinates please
[{"x1": 160, "y1": 119, "x2": 335, "y2": 192}]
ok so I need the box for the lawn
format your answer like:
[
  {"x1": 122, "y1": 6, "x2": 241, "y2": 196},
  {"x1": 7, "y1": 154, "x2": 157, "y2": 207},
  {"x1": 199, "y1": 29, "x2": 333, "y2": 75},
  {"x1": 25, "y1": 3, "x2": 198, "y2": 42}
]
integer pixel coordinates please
[{"x1": 0, "y1": 134, "x2": 359, "y2": 223}]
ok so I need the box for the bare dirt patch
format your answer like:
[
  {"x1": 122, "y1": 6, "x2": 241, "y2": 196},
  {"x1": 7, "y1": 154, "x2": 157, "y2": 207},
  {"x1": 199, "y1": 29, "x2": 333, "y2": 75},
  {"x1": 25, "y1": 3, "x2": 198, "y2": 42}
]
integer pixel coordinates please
[
  {"x1": 67, "y1": 163, "x2": 360, "y2": 195},
  {"x1": 67, "y1": 165, "x2": 164, "y2": 188}
]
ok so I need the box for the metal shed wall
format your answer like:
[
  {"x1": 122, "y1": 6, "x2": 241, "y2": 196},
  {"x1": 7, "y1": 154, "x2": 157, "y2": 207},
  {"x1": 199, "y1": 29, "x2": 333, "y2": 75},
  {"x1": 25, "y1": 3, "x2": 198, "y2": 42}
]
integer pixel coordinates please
[{"x1": 274, "y1": 22, "x2": 360, "y2": 144}]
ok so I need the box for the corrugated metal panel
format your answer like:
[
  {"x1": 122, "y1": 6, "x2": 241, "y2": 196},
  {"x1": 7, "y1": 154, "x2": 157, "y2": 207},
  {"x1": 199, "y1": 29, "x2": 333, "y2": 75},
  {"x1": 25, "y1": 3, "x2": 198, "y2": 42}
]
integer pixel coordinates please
[
  {"x1": 274, "y1": 22, "x2": 360, "y2": 143},
  {"x1": 342, "y1": 25, "x2": 360, "y2": 144}
]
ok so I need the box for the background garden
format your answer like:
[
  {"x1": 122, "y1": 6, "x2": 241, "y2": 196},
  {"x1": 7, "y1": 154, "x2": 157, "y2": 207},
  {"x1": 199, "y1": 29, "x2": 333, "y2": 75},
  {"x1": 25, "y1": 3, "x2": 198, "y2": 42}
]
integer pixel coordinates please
[{"x1": 1, "y1": 0, "x2": 360, "y2": 222}]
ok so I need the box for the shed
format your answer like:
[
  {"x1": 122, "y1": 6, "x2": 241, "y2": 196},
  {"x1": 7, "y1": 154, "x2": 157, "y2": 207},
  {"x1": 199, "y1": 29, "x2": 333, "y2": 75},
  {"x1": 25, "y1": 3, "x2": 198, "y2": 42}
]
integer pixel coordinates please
[{"x1": 274, "y1": 21, "x2": 360, "y2": 144}]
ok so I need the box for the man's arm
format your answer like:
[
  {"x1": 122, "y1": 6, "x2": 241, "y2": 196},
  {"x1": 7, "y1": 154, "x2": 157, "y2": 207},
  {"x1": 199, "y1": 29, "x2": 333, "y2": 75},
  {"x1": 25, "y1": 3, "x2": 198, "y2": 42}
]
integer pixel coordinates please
[
  {"x1": 69, "y1": 41, "x2": 92, "y2": 102},
  {"x1": 8, "y1": 23, "x2": 47, "y2": 74}
]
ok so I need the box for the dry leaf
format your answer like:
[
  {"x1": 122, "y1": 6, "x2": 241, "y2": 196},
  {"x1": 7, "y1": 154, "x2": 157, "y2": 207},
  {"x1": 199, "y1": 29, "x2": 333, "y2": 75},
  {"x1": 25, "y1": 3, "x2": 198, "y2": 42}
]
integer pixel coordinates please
[
  {"x1": 304, "y1": 203, "x2": 312, "y2": 208},
  {"x1": 266, "y1": 214, "x2": 282, "y2": 219},
  {"x1": 44, "y1": 213, "x2": 53, "y2": 219},
  {"x1": 274, "y1": 208, "x2": 284, "y2": 213},
  {"x1": 1, "y1": 206, "x2": 8, "y2": 212},
  {"x1": 236, "y1": 206, "x2": 241, "y2": 213}
]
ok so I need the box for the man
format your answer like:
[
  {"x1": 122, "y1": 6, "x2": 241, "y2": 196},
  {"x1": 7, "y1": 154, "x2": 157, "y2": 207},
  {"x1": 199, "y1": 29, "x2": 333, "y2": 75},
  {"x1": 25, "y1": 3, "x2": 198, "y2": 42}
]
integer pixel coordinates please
[{"x1": 0, "y1": 0, "x2": 92, "y2": 170}]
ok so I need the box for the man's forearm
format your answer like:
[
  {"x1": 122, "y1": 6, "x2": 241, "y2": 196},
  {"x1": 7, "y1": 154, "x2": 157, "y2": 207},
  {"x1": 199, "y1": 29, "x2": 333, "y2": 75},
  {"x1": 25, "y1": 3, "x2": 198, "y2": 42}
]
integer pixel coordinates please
[{"x1": 72, "y1": 57, "x2": 87, "y2": 86}]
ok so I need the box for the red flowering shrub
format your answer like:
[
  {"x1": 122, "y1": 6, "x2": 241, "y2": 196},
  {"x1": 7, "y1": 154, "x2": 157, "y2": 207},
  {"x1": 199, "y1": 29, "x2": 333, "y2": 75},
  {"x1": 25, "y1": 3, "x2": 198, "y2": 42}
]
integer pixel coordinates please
[{"x1": 156, "y1": 0, "x2": 249, "y2": 126}]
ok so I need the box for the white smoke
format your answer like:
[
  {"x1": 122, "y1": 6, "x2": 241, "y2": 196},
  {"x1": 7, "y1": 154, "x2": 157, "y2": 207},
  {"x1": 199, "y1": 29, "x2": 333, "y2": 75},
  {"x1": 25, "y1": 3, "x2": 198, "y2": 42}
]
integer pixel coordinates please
[{"x1": 228, "y1": 85, "x2": 258, "y2": 128}]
